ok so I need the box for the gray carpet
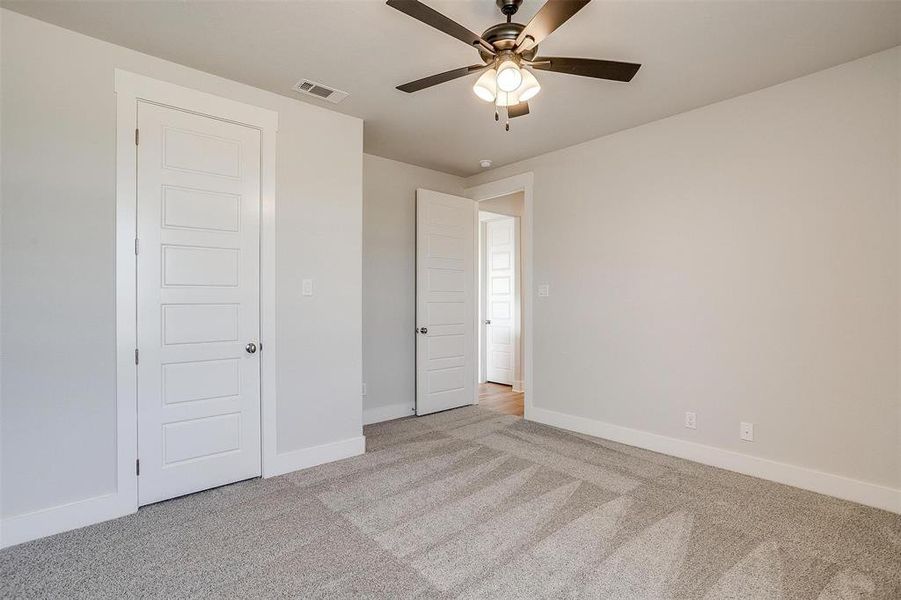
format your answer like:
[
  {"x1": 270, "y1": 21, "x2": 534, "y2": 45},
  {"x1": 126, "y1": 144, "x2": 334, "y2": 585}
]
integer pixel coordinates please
[{"x1": 2, "y1": 406, "x2": 899, "y2": 599}]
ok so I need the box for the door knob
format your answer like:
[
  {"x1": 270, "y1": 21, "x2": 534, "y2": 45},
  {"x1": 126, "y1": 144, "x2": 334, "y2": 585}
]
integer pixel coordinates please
[
  {"x1": 418, "y1": 327, "x2": 428, "y2": 334},
  {"x1": 245, "y1": 342, "x2": 257, "y2": 354},
  {"x1": 485, "y1": 319, "x2": 492, "y2": 325}
]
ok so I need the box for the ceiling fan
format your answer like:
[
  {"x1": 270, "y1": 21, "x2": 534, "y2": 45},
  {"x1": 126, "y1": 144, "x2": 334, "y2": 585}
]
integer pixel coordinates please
[{"x1": 387, "y1": 0, "x2": 641, "y2": 130}]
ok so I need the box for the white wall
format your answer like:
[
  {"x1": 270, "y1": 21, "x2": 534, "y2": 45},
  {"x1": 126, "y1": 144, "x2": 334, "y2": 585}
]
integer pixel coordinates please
[
  {"x1": 359, "y1": 157, "x2": 520, "y2": 424},
  {"x1": 362, "y1": 154, "x2": 463, "y2": 424},
  {"x1": 1, "y1": 10, "x2": 363, "y2": 526},
  {"x1": 466, "y1": 48, "x2": 901, "y2": 505}
]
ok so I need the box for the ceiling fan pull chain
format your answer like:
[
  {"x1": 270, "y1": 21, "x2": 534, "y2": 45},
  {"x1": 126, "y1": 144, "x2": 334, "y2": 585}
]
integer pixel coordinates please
[
  {"x1": 505, "y1": 107, "x2": 510, "y2": 131},
  {"x1": 495, "y1": 109, "x2": 499, "y2": 122}
]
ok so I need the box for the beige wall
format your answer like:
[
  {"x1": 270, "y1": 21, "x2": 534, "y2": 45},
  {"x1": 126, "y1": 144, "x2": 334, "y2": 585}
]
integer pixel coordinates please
[
  {"x1": 1, "y1": 10, "x2": 363, "y2": 518},
  {"x1": 466, "y1": 48, "x2": 901, "y2": 491},
  {"x1": 479, "y1": 191, "x2": 524, "y2": 217},
  {"x1": 362, "y1": 154, "x2": 464, "y2": 422}
]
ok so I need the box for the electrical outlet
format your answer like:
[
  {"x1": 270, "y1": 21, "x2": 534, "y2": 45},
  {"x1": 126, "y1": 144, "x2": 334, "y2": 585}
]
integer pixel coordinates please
[
  {"x1": 538, "y1": 284, "x2": 550, "y2": 297},
  {"x1": 362, "y1": 383, "x2": 367, "y2": 396},
  {"x1": 684, "y1": 411, "x2": 697, "y2": 429},
  {"x1": 740, "y1": 421, "x2": 754, "y2": 442},
  {"x1": 302, "y1": 279, "x2": 313, "y2": 296}
]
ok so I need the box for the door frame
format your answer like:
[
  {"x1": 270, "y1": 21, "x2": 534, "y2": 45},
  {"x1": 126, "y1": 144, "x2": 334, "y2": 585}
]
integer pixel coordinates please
[
  {"x1": 465, "y1": 173, "x2": 534, "y2": 419},
  {"x1": 115, "y1": 70, "x2": 279, "y2": 514},
  {"x1": 478, "y1": 212, "x2": 521, "y2": 389}
]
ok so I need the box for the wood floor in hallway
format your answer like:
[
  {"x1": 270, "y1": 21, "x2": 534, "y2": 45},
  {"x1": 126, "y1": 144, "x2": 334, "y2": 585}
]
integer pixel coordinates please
[{"x1": 478, "y1": 382, "x2": 524, "y2": 417}]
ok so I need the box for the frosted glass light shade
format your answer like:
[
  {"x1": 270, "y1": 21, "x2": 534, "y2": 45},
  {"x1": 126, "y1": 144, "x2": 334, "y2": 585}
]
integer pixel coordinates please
[
  {"x1": 518, "y1": 69, "x2": 541, "y2": 102},
  {"x1": 496, "y1": 59, "x2": 523, "y2": 92},
  {"x1": 472, "y1": 68, "x2": 497, "y2": 102},
  {"x1": 495, "y1": 88, "x2": 521, "y2": 107}
]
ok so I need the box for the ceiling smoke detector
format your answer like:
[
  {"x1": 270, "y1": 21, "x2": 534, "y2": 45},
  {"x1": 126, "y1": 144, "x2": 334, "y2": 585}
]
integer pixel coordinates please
[{"x1": 479, "y1": 159, "x2": 493, "y2": 169}]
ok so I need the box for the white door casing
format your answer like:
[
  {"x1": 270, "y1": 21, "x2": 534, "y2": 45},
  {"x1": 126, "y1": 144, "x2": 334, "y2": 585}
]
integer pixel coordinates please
[
  {"x1": 137, "y1": 101, "x2": 262, "y2": 505},
  {"x1": 467, "y1": 173, "x2": 534, "y2": 417},
  {"x1": 416, "y1": 189, "x2": 477, "y2": 416},
  {"x1": 485, "y1": 217, "x2": 516, "y2": 385}
]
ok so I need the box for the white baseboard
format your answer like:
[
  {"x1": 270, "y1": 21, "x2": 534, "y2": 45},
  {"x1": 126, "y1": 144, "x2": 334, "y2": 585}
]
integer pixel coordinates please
[
  {"x1": 363, "y1": 402, "x2": 414, "y2": 425},
  {"x1": 2, "y1": 435, "x2": 368, "y2": 548},
  {"x1": 1, "y1": 492, "x2": 135, "y2": 549},
  {"x1": 529, "y1": 407, "x2": 901, "y2": 514},
  {"x1": 264, "y1": 435, "x2": 366, "y2": 478}
]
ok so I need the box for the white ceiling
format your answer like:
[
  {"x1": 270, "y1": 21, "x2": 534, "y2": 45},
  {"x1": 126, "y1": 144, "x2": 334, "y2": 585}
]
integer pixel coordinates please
[{"x1": 5, "y1": 0, "x2": 900, "y2": 176}]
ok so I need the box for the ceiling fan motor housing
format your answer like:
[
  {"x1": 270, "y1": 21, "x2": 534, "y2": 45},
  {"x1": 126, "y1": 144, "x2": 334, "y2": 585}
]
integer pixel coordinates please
[{"x1": 479, "y1": 22, "x2": 538, "y2": 62}]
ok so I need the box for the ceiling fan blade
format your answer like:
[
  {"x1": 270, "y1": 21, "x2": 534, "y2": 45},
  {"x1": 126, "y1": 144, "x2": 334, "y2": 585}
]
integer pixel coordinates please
[
  {"x1": 515, "y1": 0, "x2": 591, "y2": 50},
  {"x1": 508, "y1": 102, "x2": 530, "y2": 118},
  {"x1": 387, "y1": 0, "x2": 494, "y2": 53},
  {"x1": 397, "y1": 64, "x2": 488, "y2": 93},
  {"x1": 530, "y1": 57, "x2": 641, "y2": 82}
]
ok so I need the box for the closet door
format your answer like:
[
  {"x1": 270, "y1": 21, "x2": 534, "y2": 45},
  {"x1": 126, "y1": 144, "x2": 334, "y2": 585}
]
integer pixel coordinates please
[{"x1": 136, "y1": 101, "x2": 261, "y2": 505}]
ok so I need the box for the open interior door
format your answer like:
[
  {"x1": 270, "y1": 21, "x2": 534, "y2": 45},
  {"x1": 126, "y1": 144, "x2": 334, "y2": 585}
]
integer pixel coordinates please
[{"x1": 416, "y1": 189, "x2": 477, "y2": 415}]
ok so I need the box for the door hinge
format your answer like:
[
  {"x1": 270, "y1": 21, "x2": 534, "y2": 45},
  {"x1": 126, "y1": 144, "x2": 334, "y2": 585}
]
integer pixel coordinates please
[
  {"x1": 135, "y1": 128, "x2": 139, "y2": 146},
  {"x1": 135, "y1": 348, "x2": 139, "y2": 365},
  {"x1": 136, "y1": 459, "x2": 140, "y2": 476},
  {"x1": 134, "y1": 238, "x2": 140, "y2": 255}
]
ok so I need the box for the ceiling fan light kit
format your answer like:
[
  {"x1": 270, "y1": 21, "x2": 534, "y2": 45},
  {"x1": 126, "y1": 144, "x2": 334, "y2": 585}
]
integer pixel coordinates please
[
  {"x1": 387, "y1": 0, "x2": 641, "y2": 131},
  {"x1": 495, "y1": 88, "x2": 520, "y2": 107},
  {"x1": 496, "y1": 56, "x2": 524, "y2": 92},
  {"x1": 518, "y1": 69, "x2": 541, "y2": 102},
  {"x1": 473, "y1": 68, "x2": 498, "y2": 102}
]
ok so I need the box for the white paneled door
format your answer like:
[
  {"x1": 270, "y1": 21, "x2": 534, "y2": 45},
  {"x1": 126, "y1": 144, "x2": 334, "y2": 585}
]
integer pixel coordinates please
[
  {"x1": 486, "y1": 218, "x2": 516, "y2": 385},
  {"x1": 137, "y1": 101, "x2": 262, "y2": 505},
  {"x1": 416, "y1": 189, "x2": 477, "y2": 416}
]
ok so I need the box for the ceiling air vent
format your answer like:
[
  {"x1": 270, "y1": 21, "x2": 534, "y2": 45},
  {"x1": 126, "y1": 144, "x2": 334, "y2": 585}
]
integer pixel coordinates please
[{"x1": 292, "y1": 79, "x2": 349, "y2": 104}]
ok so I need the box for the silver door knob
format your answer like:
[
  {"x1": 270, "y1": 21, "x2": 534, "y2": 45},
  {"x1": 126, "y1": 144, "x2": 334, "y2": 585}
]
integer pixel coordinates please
[
  {"x1": 485, "y1": 319, "x2": 491, "y2": 325},
  {"x1": 418, "y1": 327, "x2": 428, "y2": 334},
  {"x1": 245, "y1": 342, "x2": 257, "y2": 354}
]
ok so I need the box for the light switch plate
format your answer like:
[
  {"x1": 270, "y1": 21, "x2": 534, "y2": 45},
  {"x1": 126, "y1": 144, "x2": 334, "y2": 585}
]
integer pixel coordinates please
[
  {"x1": 538, "y1": 284, "x2": 550, "y2": 297},
  {"x1": 302, "y1": 279, "x2": 313, "y2": 296}
]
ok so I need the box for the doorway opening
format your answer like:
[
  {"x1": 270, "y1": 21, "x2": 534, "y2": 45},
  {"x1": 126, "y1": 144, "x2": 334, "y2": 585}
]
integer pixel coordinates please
[
  {"x1": 414, "y1": 172, "x2": 533, "y2": 420},
  {"x1": 478, "y1": 193, "x2": 525, "y2": 417}
]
